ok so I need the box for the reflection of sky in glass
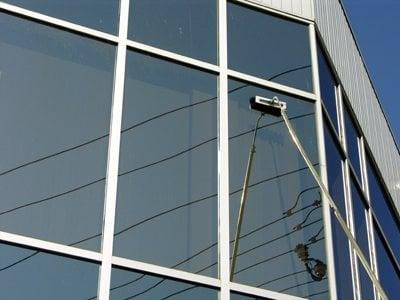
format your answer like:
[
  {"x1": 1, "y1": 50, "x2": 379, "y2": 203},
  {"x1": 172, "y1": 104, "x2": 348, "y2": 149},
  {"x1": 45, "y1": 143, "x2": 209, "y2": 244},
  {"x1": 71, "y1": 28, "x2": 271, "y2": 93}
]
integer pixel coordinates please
[
  {"x1": 110, "y1": 267, "x2": 218, "y2": 300},
  {"x1": 343, "y1": 106, "x2": 361, "y2": 179},
  {"x1": 366, "y1": 157, "x2": 400, "y2": 263},
  {"x1": 324, "y1": 121, "x2": 346, "y2": 217},
  {"x1": 114, "y1": 50, "x2": 218, "y2": 277},
  {"x1": 0, "y1": 13, "x2": 115, "y2": 251},
  {"x1": 228, "y1": 80, "x2": 327, "y2": 299},
  {"x1": 331, "y1": 215, "x2": 354, "y2": 300},
  {"x1": 374, "y1": 228, "x2": 400, "y2": 299},
  {"x1": 129, "y1": 0, "x2": 217, "y2": 63},
  {"x1": 350, "y1": 177, "x2": 370, "y2": 261},
  {"x1": 318, "y1": 48, "x2": 338, "y2": 133},
  {"x1": 2, "y1": 0, "x2": 119, "y2": 33},
  {"x1": 228, "y1": 1, "x2": 313, "y2": 92},
  {"x1": 0, "y1": 243, "x2": 98, "y2": 300}
]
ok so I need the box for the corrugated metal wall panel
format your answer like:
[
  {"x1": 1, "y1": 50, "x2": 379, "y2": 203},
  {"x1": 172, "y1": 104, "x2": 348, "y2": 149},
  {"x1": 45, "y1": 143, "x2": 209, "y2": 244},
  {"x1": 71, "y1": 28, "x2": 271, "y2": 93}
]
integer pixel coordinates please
[
  {"x1": 246, "y1": 0, "x2": 314, "y2": 20},
  {"x1": 315, "y1": 0, "x2": 400, "y2": 209}
]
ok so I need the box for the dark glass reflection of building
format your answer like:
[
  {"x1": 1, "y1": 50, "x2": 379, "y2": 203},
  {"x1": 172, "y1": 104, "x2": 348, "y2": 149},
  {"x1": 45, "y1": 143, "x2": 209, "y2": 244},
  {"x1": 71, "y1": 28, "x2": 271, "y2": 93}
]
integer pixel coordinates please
[{"x1": 0, "y1": 1, "x2": 398, "y2": 299}]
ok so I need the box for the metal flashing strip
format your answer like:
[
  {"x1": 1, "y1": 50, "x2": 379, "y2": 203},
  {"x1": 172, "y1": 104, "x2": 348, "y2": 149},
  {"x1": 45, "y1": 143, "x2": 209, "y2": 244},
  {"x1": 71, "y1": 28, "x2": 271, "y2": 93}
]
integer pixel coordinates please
[
  {"x1": 0, "y1": 231, "x2": 102, "y2": 262},
  {"x1": 112, "y1": 256, "x2": 220, "y2": 289},
  {"x1": 236, "y1": 0, "x2": 314, "y2": 23},
  {"x1": 280, "y1": 108, "x2": 389, "y2": 300},
  {"x1": 227, "y1": 69, "x2": 317, "y2": 102},
  {"x1": 126, "y1": 40, "x2": 220, "y2": 74},
  {"x1": 0, "y1": 1, "x2": 118, "y2": 43},
  {"x1": 230, "y1": 282, "x2": 307, "y2": 300}
]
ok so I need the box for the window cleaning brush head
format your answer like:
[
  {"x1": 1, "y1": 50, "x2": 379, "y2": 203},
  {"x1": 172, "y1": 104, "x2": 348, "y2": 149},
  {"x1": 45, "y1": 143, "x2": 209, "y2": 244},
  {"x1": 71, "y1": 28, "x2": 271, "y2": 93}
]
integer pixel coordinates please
[{"x1": 250, "y1": 95, "x2": 287, "y2": 116}]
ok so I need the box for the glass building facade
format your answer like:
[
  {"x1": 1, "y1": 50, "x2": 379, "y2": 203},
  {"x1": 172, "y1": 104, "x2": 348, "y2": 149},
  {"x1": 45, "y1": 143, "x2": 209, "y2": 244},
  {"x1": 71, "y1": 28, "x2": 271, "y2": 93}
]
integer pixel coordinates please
[{"x1": 0, "y1": 1, "x2": 398, "y2": 299}]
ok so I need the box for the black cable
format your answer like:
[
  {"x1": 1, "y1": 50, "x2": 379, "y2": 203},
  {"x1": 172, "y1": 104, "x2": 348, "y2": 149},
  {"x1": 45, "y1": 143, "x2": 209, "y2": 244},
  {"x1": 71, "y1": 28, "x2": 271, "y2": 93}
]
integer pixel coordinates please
[
  {"x1": 305, "y1": 289, "x2": 328, "y2": 298},
  {"x1": 194, "y1": 221, "x2": 324, "y2": 276},
  {"x1": 129, "y1": 235, "x2": 323, "y2": 300},
  {"x1": 0, "y1": 64, "x2": 310, "y2": 180},
  {"x1": 278, "y1": 277, "x2": 327, "y2": 293},
  {"x1": 233, "y1": 237, "x2": 325, "y2": 276},
  {"x1": 238, "y1": 202, "x2": 315, "y2": 241},
  {"x1": 237, "y1": 218, "x2": 322, "y2": 258},
  {"x1": 0, "y1": 251, "x2": 38, "y2": 272},
  {"x1": 0, "y1": 83, "x2": 250, "y2": 180},
  {"x1": 105, "y1": 199, "x2": 316, "y2": 296},
  {"x1": 107, "y1": 204, "x2": 314, "y2": 295},
  {"x1": 257, "y1": 269, "x2": 307, "y2": 288},
  {"x1": 0, "y1": 112, "x2": 313, "y2": 220},
  {"x1": 108, "y1": 219, "x2": 323, "y2": 299},
  {"x1": 308, "y1": 226, "x2": 324, "y2": 243},
  {"x1": 0, "y1": 177, "x2": 105, "y2": 217},
  {"x1": 283, "y1": 186, "x2": 319, "y2": 216},
  {"x1": 122, "y1": 278, "x2": 166, "y2": 300},
  {"x1": 0, "y1": 134, "x2": 109, "y2": 178},
  {"x1": 0, "y1": 164, "x2": 317, "y2": 284},
  {"x1": 293, "y1": 205, "x2": 321, "y2": 231},
  {"x1": 268, "y1": 65, "x2": 311, "y2": 81},
  {"x1": 158, "y1": 285, "x2": 198, "y2": 300},
  {"x1": 0, "y1": 64, "x2": 315, "y2": 296},
  {"x1": 118, "y1": 136, "x2": 217, "y2": 177}
]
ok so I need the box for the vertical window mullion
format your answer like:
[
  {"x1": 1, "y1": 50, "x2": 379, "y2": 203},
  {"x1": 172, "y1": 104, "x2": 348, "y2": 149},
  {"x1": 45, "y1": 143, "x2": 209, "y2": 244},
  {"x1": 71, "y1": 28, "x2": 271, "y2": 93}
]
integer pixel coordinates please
[
  {"x1": 218, "y1": 0, "x2": 230, "y2": 298},
  {"x1": 98, "y1": 0, "x2": 130, "y2": 299}
]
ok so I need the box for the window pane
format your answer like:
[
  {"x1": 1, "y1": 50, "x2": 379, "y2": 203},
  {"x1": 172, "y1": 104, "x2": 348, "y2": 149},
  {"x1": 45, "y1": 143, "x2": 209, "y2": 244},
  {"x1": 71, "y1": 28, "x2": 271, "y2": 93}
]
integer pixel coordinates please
[
  {"x1": 0, "y1": 13, "x2": 115, "y2": 251},
  {"x1": 0, "y1": 243, "x2": 99, "y2": 300},
  {"x1": 331, "y1": 215, "x2": 354, "y2": 300},
  {"x1": 114, "y1": 51, "x2": 218, "y2": 277},
  {"x1": 228, "y1": 2, "x2": 313, "y2": 91},
  {"x1": 129, "y1": 0, "x2": 217, "y2": 63},
  {"x1": 366, "y1": 157, "x2": 400, "y2": 263},
  {"x1": 351, "y1": 177, "x2": 370, "y2": 261},
  {"x1": 228, "y1": 80, "x2": 328, "y2": 299},
  {"x1": 343, "y1": 106, "x2": 361, "y2": 179},
  {"x1": 374, "y1": 228, "x2": 400, "y2": 299},
  {"x1": 324, "y1": 122, "x2": 346, "y2": 217},
  {"x1": 2, "y1": 0, "x2": 119, "y2": 34},
  {"x1": 110, "y1": 267, "x2": 218, "y2": 299},
  {"x1": 318, "y1": 48, "x2": 338, "y2": 132},
  {"x1": 358, "y1": 260, "x2": 374, "y2": 300},
  {"x1": 231, "y1": 292, "x2": 271, "y2": 299}
]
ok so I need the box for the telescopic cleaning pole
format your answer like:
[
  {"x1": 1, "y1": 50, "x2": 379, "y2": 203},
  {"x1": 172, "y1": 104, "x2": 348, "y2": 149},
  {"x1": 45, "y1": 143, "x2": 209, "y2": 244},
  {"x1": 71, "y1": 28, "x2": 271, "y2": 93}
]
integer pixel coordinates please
[
  {"x1": 230, "y1": 112, "x2": 264, "y2": 281},
  {"x1": 230, "y1": 96, "x2": 286, "y2": 281},
  {"x1": 229, "y1": 95, "x2": 387, "y2": 299}
]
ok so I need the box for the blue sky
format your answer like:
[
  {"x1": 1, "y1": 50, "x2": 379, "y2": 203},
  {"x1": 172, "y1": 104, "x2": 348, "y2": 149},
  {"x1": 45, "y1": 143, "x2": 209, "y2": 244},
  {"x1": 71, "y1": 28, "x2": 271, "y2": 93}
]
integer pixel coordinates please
[{"x1": 341, "y1": 0, "x2": 400, "y2": 146}]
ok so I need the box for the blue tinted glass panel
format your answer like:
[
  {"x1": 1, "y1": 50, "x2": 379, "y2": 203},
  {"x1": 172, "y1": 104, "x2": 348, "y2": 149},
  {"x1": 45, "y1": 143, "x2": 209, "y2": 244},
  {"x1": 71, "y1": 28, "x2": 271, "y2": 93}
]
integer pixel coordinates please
[
  {"x1": 2, "y1": 0, "x2": 119, "y2": 33},
  {"x1": 351, "y1": 178, "x2": 370, "y2": 260},
  {"x1": 374, "y1": 228, "x2": 400, "y2": 299},
  {"x1": 344, "y1": 106, "x2": 361, "y2": 179},
  {"x1": 367, "y1": 157, "x2": 400, "y2": 263},
  {"x1": 331, "y1": 215, "x2": 354, "y2": 300},
  {"x1": 0, "y1": 243, "x2": 98, "y2": 300},
  {"x1": 0, "y1": 13, "x2": 115, "y2": 251},
  {"x1": 318, "y1": 48, "x2": 338, "y2": 132},
  {"x1": 114, "y1": 51, "x2": 218, "y2": 276},
  {"x1": 324, "y1": 122, "x2": 346, "y2": 217},
  {"x1": 129, "y1": 0, "x2": 217, "y2": 63},
  {"x1": 358, "y1": 261, "x2": 374, "y2": 300},
  {"x1": 228, "y1": 2, "x2": 313, "y2": 91},
  {"x1": 228, "y1": 80, "x2": 327, "y2": 299},
  {"x1": 110, "y1": 267, "x2": 218, "y2": 299}
]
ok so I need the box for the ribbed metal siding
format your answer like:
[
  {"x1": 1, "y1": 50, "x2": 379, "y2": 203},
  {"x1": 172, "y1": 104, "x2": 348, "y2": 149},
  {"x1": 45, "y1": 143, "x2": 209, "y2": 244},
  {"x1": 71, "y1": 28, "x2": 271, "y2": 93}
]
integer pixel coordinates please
[
  {"x1": 246, "y1": 0, "x2": 314, "y2": 19},
  {"x1": 315, "y1": 0, "x2": 400, "y2": 210}
]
